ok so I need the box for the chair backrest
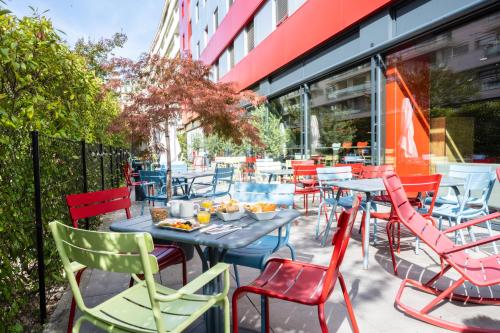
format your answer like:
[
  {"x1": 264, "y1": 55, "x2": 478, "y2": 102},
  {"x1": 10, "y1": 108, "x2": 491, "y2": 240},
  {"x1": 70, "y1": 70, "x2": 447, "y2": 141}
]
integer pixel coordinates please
[
  {"x1": 255, "y1": 160, "x2": 282, "y2": 172},
  {"x1": 212, "y1": 167, "x2": 234, "y2": 193},
  {"x1": 399, "y1": 174, "x2": 442, "y2": 215},
  {"x1": 290, "y1": 160, "x2": 314, "y2": 167},
  {"x1": 336, "y1": 163, "x2": 364, "y2": 177},
  {"x1": 497, "y1": 167, "x2": 500, "y2": 182},
  {"x1": 342, "y1": 142, "x2": 352, "y2": 149},
  {"x1": 360, "y1": 164, "x2": 394, "y2": 179},
  {"x1": 123, "y1": 163, "x2": 133, "y2": 185},
  {"x1": 233, "y1": 182, "x2": 294, "y2": 207},
  {"x1": 316, "y1": 167, "x2": 353, "y2": 187},
  {"x1": 66, "y1": 187, "x2": 131, "y2": 228},
  {"x1": 447, "y1": 164, "x2": 495, "y2": 209},
  {"x1": 170, "y1": 162, "x2": 188, "y2": 173},
  {"x1": 49, "y1": 221, "x2": 160, "y2": 324},
  {"x1": 319, "y1": 195, "x2": 361, "y2": 303},
  {"x1": 357, "y1": 141, "x2": 369, "y2": 148},
  {"x1": 383, "y1": 174, "x2": 455, "y2": 255}
]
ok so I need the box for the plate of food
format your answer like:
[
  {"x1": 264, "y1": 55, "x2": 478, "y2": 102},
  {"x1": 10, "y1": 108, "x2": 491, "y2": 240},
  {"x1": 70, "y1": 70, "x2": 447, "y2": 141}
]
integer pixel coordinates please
[
  {"x1": 155, "y1": 218, "x2": 201, "y2": 232},
  {"x1": 216, "y1": 199, "x2": 246, "y2": 221},
  {"x1": 244, "y1": 202, "x2": 279, "y2": 221}
]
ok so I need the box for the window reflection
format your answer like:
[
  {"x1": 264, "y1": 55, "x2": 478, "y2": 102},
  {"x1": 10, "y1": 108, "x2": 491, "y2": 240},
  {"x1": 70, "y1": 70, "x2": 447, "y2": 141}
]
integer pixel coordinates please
[
  {"x1": 269, "y1": 89, "x2": 302, "y2": 158},
  {"x1": 386, "y1": 11, "x2": 500, "y2": 174},
  {"x1": 309, "y1": 62, "x2": 372, "y2": 164}
]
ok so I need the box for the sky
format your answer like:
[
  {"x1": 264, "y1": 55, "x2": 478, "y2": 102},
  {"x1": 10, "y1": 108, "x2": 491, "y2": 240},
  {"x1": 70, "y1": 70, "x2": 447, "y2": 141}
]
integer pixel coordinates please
[{"x1": 6, "y1": 0, "x2": 165, "y2": 60}]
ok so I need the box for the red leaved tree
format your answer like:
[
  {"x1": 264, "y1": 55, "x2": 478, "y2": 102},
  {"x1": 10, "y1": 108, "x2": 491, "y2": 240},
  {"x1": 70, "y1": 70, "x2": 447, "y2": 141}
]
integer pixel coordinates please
[{"x1": 110, "y1": 54, "x2": 264, "y2": 198}]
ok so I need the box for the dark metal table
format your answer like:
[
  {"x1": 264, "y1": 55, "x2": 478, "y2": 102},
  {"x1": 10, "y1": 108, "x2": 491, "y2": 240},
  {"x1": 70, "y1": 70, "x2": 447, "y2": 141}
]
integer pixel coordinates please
[
  {"x1": 110, "y1": 209, "x2": 300, "y2": 333},
  {"x1": 320, "y1": 176, "x2": 464, "y2": 269}
]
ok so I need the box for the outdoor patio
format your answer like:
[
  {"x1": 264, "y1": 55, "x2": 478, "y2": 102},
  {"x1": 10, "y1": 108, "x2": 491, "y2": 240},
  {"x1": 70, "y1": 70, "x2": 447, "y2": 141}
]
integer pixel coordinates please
[{"x1": 45, "y1": 187, "x2": 500, "y2": 333}]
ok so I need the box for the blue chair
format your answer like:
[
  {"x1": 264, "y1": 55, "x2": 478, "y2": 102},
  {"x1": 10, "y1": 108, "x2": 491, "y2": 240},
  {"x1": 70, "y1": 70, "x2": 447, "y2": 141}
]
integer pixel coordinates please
[
  {"x1": 221, "y1": 182, "x2": 296, "y2": 286},
  {"x1": 433, "y1": 171, "x2": 497, "y2": 253},
  {"x1": 138, "y1": 170, "x2": 187, "y2": 214},
  {"x1": 426, "y1": 164, "x2": 495, "y2": 210},
  {"x1": 191, "y1": 167, "x2": 234, "y2": 199},
  {"x1": 170, "y1": 162, "x2": 188, "y2": 196}
]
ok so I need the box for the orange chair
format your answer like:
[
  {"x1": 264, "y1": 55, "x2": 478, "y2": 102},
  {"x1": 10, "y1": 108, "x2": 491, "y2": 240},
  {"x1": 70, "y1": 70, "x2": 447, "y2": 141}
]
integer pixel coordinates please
[
  {"x1": 291, "y1": 159, "x2": 315, "y2": 167},
  {"x1": 335, "y1": 163, "x2": 364, "y2": 178},
  {"x1": 292, "y1": 164, "x2": 323, "y2": 216}
]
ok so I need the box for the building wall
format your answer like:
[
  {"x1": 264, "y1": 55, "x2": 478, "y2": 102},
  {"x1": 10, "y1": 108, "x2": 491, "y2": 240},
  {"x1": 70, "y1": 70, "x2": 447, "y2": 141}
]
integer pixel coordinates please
[{"x1": 151, "y1": 0, "x2": 180, "y2": 58}]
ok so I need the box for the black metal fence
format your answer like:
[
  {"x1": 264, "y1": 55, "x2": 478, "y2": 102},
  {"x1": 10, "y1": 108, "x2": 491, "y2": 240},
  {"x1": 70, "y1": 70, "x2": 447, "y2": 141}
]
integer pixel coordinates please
[{"x1": 0, "y1": 129, "x2": 129, "y2": 331}]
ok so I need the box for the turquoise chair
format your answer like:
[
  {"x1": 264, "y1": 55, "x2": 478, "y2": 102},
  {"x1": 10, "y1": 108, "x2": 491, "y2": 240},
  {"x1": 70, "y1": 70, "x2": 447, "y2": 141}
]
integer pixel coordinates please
[
  {"x1": 191, "y1": 167, "x2": 234, "y2": 199},
  {"x1": 221, "y1": 182, "x2": 296, "y2": 286},
  {"x1": 139, "y1": 170, "x2": 187, "y2": 214},
  {"x1": 49, "y1": 221, "x2": 230, "y2": 332}
]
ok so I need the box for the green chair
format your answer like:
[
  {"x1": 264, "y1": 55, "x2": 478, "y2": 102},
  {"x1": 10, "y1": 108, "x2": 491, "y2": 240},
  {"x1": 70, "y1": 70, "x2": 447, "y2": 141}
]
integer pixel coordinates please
[{"x1": 49, "y1": 221, "x2": 230, "y2": 333}]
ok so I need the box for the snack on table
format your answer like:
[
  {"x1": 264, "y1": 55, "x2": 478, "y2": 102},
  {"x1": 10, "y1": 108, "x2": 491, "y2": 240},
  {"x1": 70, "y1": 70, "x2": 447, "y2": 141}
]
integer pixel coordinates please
[
  {"x1": 217, "y1": 199, "x2": 240, "y2": 213},
  {"x1": 244, "y1": 202, "x2": 277, "y2": 213},
  {"x1": 150, "y1": 207, "x2": 168, "y2": 223},
  {"x1": 157, "y1": 219, "x2": 195, "y2": 230}
]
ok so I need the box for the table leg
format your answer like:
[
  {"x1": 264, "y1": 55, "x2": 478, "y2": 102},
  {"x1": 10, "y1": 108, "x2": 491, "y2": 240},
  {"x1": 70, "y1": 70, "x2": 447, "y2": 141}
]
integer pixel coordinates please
[
  {"x1": 268, "y1": 174, "x2": 272, "y2": 183},
  {"x1": 321, "y1": 189, "x2": 342, "y2": 247},
  {"x1": 363, "y1": 194, "x2": 372, "y2": 269}
]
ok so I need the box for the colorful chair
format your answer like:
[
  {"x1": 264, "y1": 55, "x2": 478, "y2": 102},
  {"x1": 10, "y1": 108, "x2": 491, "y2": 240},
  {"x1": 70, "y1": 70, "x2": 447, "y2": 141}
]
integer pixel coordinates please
[
  {"x1": 65, "y1": 187, "x2": 187, "y2": 333},
  {"x1": 372, "y1": 174, "x2": 442, "y2": 274},
  {"x1": 232, "y1": 196, "x2": 362, "y2": 333},
  {"x1": 49, "y1": 221, "x2": 230, "y2": 333},
  {"x1": 383, "y1": 173, "x2": 500, "y2": 333},
  {"x1": 222, "y1": 182, "x2": 296, "y2": 287},
  {"x1": 335, "y1": 163, "x2": 364, "y2": 178},
  {"x1": 315, "y1": 166, "x2": 354, "y2": 239},
  {"x1": 292, "y1": 164, "x2": 323, "y2": 216},
  {"x1": 432, "y1": 171, "x2": 497, "y2": 253},
  {"x1": 191, "y1": 166, "x2": 234, "y2": 199}
]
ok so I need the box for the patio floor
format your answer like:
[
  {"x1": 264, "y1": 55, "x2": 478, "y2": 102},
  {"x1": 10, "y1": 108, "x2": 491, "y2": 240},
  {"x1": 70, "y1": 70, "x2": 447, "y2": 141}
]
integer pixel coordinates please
[{"x1": 45, "y1": 189, "x2": 500, "y2": 332}]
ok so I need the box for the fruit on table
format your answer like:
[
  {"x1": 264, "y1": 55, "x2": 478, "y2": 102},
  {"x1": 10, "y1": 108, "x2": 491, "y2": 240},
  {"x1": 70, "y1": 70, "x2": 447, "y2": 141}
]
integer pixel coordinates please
[
  {"x1": 244, "y1": 203, "x2": 277, "y2": 213},
  {"x1": 218, "y1": 199, "x2": 240, "y2": 213}
]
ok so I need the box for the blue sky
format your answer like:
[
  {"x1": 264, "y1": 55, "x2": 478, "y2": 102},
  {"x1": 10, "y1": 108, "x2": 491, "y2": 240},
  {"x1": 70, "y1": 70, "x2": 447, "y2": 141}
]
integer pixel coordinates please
[{"x1": 6, "y1": 0, "x2": 164, "y2": 60}]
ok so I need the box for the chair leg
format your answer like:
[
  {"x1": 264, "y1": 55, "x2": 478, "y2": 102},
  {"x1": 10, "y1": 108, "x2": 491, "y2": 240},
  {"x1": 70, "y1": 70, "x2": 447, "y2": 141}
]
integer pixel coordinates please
[
  {"x1": 386, "y1": 221, "x2": 398, "y2": 275},
  {"x1": 140, "y1": 201, "x2": 145, "y2": 215},
  {"x1": 485, "y1": 220, "x2": 498, "y2": 254},
  {"x1": 338, "y1": 273, "x2": 360, "y2": 333},
  {"x1": 67, "y1": 269, "x2": 84, "y2": 333},
  {"x1": 286, "y1": 243, "x2": 296, "y2": 260},
  {"x1": 223, "y1": 296, "x2": 230, "y2": 333},
  {"x1": 232, "y1": 291, "x2": 241, "y2": 333},
  {"x1": 263, "y1": 296, "x2": 270, "y2": 333},
  {"x1": 317, "y1": 303, "x2": 328, "y2": 333},
  {"x1": 233, "y1": 264, "x2": 241, "y2": 287},
  {"x1": 316, "y1": 202, "x2": 325, "y2": 239}
]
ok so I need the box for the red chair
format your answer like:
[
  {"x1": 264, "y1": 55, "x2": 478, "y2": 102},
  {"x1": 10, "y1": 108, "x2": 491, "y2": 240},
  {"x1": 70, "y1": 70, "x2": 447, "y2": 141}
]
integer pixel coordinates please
[
  {"x1": 291, "y1": 159, "x2": 315, "y2": 167},
  {"x1": 335, "y1": 163, "x2": 364, "y2": 178},
  {"x1": 371, "y1": 174, "x2": 442, "y2": 274},
  {"x1": 232, "y1": 196, "x2": 362, "y2": 333},
  {"x1": 242, "y1": 156, "x2": 256, "y2": 181},
  {"x1": 65, "y1": 187, "x2": 187, "y2": 333},
  {"x1": 497, "y1": 167, "x2": 500, "y2": 181},
  {"x1": 123, "y1": 163, "x2": 145, "y2": 193},
  {"x1": 292, "y1": 164, "x2": 323, "y2": 216},
  {"x1": 383, "y1": 173, "x2": 500, "y2": 333}
]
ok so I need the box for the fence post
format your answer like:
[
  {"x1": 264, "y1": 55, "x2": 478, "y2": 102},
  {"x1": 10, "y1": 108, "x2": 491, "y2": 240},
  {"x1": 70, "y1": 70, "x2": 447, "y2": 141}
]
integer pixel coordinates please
[
  {"x1": 80, "y1": 140, "x2": 89, "y2": 230},
  {"x1": 99, "y1": 143, "x2": 105, "y2": 190},
  {"x1": 31, "y1": 130, "x2": 47, "y2": 324},
  {"x1": 109, "y1": 147, "x2": 114, "y2": 188}
]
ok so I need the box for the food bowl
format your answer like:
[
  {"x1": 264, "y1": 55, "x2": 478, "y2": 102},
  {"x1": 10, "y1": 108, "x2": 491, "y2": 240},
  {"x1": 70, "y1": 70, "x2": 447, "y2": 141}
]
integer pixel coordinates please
[
  {"x1": 245, "y1": 210, "x2": 279, "y2": 221},
  {"x1": 244, "y1": 203, "x2": 279, "y2": 221},
  {"x1": 150, "y1": 207, "x2": 168, "y2": 223}
]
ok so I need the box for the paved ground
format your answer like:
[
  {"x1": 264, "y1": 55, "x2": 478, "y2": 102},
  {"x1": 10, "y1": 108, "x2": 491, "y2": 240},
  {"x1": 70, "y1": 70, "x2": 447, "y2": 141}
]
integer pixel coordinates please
[{"x1": 45, "y1": 187, "x2": 500, "y2": 333}]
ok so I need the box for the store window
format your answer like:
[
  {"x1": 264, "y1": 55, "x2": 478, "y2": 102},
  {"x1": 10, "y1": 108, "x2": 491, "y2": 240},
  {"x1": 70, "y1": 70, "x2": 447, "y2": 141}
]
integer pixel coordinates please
[
  {"x1": 385, "y1": 11, "x2": 500, "y2": 175},
  {"x1": 269, "y1": 89, "x2": 302, "y2": 159},
  {"x1": 309, "y1": 62, "x2": 372, "y2": 164}
]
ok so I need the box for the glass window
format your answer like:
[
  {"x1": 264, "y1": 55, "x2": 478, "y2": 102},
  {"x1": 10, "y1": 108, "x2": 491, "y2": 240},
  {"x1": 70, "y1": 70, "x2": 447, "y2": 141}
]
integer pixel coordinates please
[
  {"x1": 385, "y1": 11, "x2": 500, "y2": 175},
  {"x1": 275, "y1": 0, "x2": 288, "y2": 25},
  {"x1": 246, "y1": 21, "x2": 255, "y2": 52},
  {"x1": 309, "y1": 62, "x2": 372, "y2": 163},
  {"x1": 269, "y1": 89, "x2": 303, "y2": 159},
  {"x1": 213, "y1": 7, "x2": 219, "y2": 31}
]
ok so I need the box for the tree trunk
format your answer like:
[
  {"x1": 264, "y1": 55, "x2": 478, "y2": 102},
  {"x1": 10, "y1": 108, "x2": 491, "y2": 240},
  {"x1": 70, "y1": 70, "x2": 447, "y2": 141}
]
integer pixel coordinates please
[{"x1": 164, "y1": 119, "x2": 173, "y2": 200}]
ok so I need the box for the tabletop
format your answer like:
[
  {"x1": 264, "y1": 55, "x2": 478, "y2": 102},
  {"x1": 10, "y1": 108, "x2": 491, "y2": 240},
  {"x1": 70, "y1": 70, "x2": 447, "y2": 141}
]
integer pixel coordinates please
[
  {"x1": 261, "y1": 169, "x2": 294, "y2": 176},
  {"x1": 110, "y1": 209, "x2": 300, "y2": 249},
  {"x1": 327, "y1": 176, "x2": 464, "y2": 193}
]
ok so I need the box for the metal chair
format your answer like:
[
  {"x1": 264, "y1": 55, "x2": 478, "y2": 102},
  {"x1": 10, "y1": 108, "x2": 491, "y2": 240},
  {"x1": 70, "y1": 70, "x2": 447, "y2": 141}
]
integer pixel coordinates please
[
  {"x1": 221, "y1": 182, "x2": 296, "y2": 287},
  {"x1": 316, "y1": 166, "x2": 354, "y2": 239},
  {"x1": 49, "y1": 221, "x2": 228, "y2": 333},
  {"x1": 383, "y1": 173, "x2": 500, "y2": 333},
  {"x1": 232, "y1": 196, "x2": 362, "y2": 333},
  {"x1": 433, "y1": 171, "x2": 498, "y2": 253},
  {"x1": 65, "y1": 187, "x2": 187, "y2": 333},
  {"x1": 191, "y1": 167, "x2": 234, "y2": 199},
  {"x1": 292, "y1": 164, "x2": 323, "y2": 216}
]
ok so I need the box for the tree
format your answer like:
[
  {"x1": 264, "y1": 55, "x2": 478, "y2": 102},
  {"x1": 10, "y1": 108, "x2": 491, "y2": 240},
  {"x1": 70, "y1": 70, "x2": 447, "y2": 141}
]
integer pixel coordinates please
[{"x1": 111, "y1": 55, "x2": 264, "y2": 197}]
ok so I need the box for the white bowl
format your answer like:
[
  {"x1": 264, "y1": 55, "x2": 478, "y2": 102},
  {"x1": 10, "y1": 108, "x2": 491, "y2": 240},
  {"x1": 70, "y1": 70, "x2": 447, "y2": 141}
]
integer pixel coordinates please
[
  {"x1": 216, "y1": 207, "x2": 246, "y2": 221},
  {"x1": 245, "y1": 209, "x2": 279, "y2": 221}
]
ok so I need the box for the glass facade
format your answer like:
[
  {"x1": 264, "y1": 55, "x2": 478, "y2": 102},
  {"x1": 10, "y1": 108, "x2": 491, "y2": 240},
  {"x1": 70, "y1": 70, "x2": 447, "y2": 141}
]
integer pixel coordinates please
[
  {"x1": 309, "y1": 62, "x2": 372, "y2": 163},
  {"x1": 269, "y1": 89, "x2": 302, "y2": 158},
  {"x1": 385, "y1": 10, "x2": 500, "y2": 175}
]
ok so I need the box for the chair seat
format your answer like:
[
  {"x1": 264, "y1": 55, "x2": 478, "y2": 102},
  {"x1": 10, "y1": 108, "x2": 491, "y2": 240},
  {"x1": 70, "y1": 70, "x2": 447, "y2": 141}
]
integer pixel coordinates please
[
  {"x1": 294, "y1": 187, "x2": 319, "y2": 195},
  {"x1": 85, "y1": 282, "x2": 215, "y2": 332},
  {"x1": 223, "y1": 235, "x2": 279, "y2": 269},
  {"x1": 425, "y1": 195, "x2": 484, "y2": 207},
  {"x1": 153, "y1": 245, "x2": 185, "y2": 271},
  {"x1": 300, "y1": 179, "x2": 318, "y2": 187},
  {"x1": 246, "y1": 258, "x2": 329, "y2": 306},
  {"x1": 323, "y1": 195, "x2": 364, "y2": 210},
  {"x1": 432, "y1": 204, "x2": 485, "y2": 219},
  {"x1": 447, "y1": 251, "x2": 500, "y2": 287}
]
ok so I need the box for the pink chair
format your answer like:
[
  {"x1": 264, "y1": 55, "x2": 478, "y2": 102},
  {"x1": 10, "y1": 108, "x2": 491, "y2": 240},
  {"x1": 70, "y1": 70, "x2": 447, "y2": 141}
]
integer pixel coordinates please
[
  {"x1": 232, "y1": 196, "x2": 362, "y2": 333},
  {"x1": 383, "y1": 173, "x2": 500, "y2": 333}
]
